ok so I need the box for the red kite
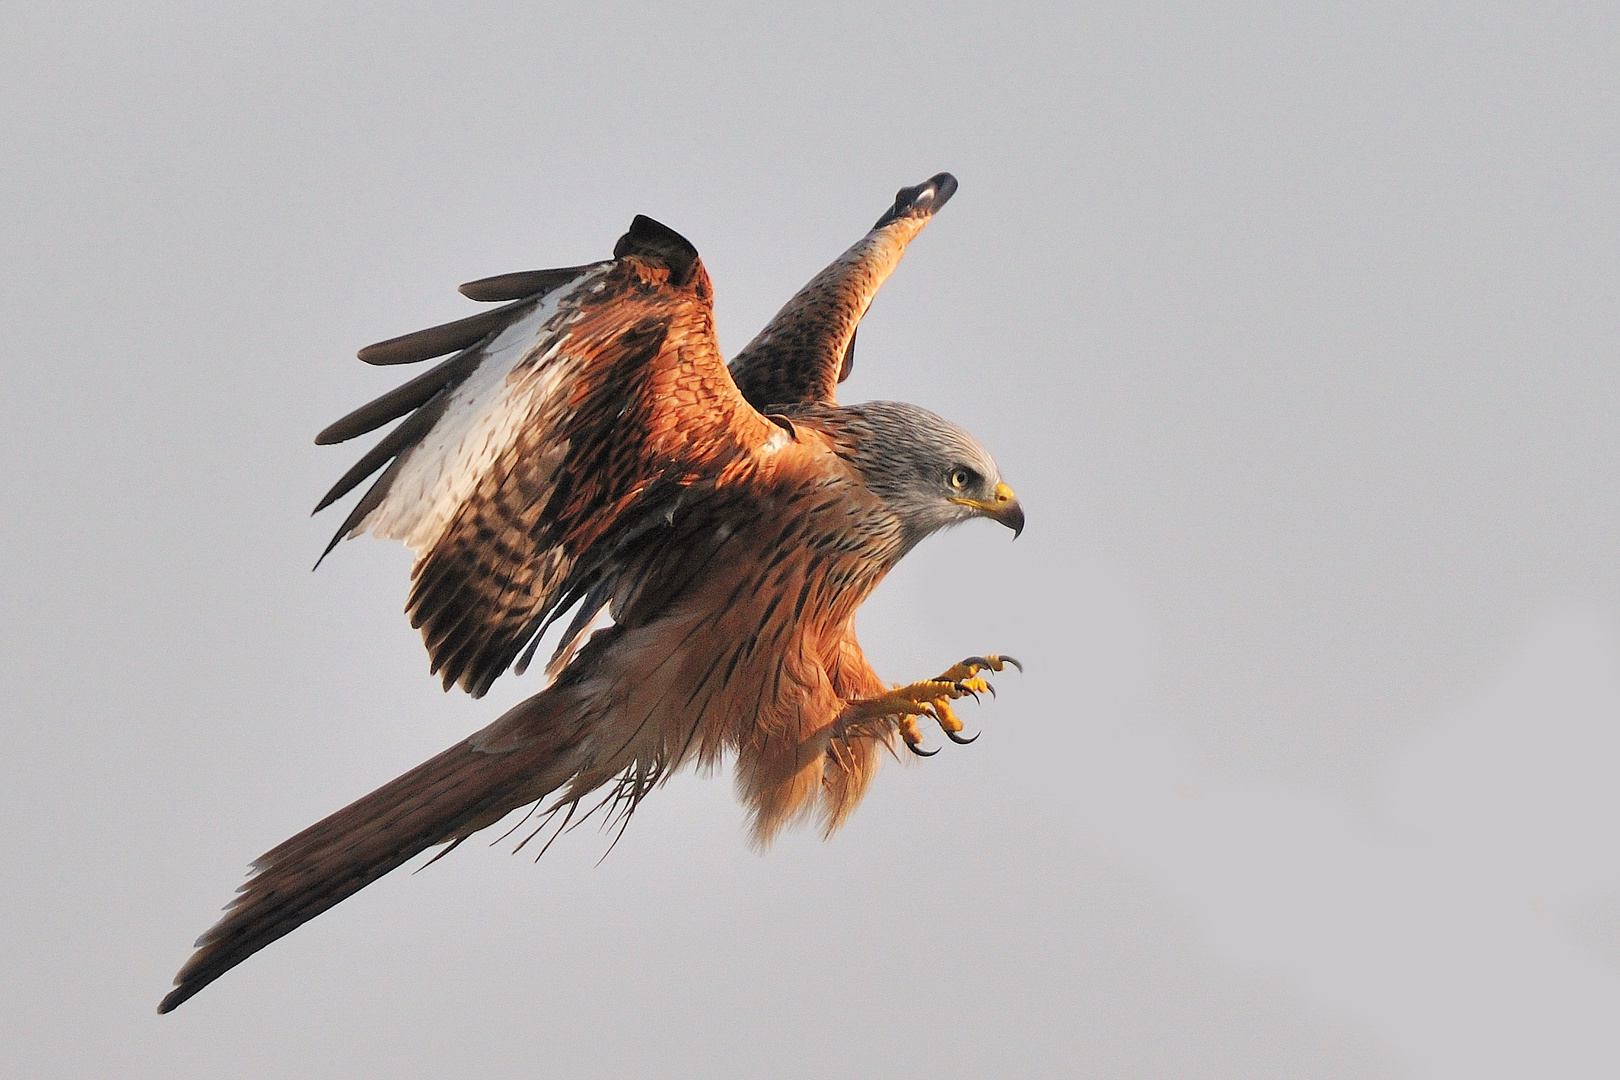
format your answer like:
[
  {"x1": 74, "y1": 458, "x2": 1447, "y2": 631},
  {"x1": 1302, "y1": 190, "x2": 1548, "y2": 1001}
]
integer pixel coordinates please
[{"x1": 161, "y1": 173, "x2": 1022, "y2": 1013}]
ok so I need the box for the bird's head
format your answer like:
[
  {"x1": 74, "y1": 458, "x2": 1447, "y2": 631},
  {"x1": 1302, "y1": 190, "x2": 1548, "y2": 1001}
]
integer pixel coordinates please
[{"x1": 838, "y1": 400, "x2": 1024, "y2": 549}]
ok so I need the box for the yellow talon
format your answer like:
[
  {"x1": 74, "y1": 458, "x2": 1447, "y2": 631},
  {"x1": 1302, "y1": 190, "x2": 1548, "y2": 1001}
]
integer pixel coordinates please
[{"x1": 832, "y1": 653, "x2": 1020, "y2": 756}]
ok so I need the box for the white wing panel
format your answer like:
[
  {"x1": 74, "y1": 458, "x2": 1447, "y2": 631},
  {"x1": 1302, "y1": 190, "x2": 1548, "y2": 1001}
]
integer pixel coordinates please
[{"x1": 361, "y1": 264, "x2": 611, "y2": 556}]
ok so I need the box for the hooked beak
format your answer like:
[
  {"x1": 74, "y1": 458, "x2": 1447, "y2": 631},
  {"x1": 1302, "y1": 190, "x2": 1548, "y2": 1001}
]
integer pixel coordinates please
[{"x1": 951, "y1": 481, "x2": 1025, "y2": 538}]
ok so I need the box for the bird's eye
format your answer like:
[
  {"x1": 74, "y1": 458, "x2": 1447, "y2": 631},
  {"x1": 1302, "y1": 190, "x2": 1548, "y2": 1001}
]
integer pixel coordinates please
[{"x1": 949, "y1": 468, "x2": 973, "y2": 490}]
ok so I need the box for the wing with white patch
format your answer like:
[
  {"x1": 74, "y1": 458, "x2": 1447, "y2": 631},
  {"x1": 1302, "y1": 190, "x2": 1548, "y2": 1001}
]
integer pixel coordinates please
[
  {"x1": 727, "y1": 172, "x2": 957, "y2": 410},
  {"x1": 315, "y1": 216, "x2": 781, "y2": 698}
]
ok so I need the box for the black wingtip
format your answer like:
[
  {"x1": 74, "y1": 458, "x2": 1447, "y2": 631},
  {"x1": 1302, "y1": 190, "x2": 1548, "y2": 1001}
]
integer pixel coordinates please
[
  {"x1": 872, "y1": 172, "x2": 958, "y2": 230},
  {"x1": 614, "y1": 215, "x2": 701, "y2": 285}
]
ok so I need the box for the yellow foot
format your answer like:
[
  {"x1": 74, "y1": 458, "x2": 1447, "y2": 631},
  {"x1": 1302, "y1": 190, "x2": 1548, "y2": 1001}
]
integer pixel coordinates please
[{"x1": 838, "y1": 655, "x2": 1022, "y2": 757}]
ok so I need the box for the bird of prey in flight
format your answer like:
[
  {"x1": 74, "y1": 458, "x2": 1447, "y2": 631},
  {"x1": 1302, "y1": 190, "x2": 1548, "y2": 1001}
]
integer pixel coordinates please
[{"x1": 160, "y1": 172, "x2": 1023, "y2": 1013}]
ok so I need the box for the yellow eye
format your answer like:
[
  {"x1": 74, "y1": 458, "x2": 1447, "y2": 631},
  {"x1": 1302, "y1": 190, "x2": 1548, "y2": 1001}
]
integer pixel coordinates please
[{"x1": 949, "y1": 468, "x2": 971, "y2": 490}]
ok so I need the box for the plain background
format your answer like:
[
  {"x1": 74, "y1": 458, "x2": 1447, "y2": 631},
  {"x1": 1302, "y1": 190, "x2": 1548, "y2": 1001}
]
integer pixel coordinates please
[{"x1": 4, "y1": 3, "x2": 1619, "y2": 1076}]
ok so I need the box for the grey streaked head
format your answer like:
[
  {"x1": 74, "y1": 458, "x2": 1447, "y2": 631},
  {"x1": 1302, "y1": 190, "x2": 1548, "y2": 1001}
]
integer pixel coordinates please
[{"x1": 827, "y1": 400, "x2": 1023, "y2": 549}]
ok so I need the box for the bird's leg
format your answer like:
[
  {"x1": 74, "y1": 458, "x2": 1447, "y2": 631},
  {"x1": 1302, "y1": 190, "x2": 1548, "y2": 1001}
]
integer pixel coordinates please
[{"x1": 835, "y1": 655, "x2": 1020, "y2": 756}]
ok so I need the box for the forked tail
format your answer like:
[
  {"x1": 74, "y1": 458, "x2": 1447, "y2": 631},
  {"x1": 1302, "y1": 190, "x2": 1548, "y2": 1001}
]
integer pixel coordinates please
[{"x1": 159, "y1": 697, "x2": 576, "y2": 1013}]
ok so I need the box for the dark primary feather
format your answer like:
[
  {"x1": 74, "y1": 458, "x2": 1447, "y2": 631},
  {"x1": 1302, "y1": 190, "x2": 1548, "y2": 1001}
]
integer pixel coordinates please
[
  {"x1": 356, "y1": 295, "x2": 540, "y2": 366},
  {"x1": 313, "y1": 387, "x2": 455, "y2": 558},
  {"x1": 315, "y1": 337, "x2": 490, "y2": 447},
  {"x1": 459, "y1": 263, "x2": 605, "y2": 302},
  {"x1": 313, "y1": 391, "x2": 447, "y2": 515}
]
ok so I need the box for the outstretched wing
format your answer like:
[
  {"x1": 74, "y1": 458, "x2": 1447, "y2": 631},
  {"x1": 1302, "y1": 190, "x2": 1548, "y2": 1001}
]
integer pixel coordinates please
[
  {"x1": 314, "y1": 215, "x2": 780, "y2": 698},
  {"x1": 727, "y1": 171, "x2": 957, "y2": 411}
]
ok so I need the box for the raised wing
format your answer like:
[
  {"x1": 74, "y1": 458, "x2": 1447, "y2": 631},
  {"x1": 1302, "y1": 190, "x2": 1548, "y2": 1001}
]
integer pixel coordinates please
[
  {"x1": 315, "y1": 216, "x2": 780, "y2": 698},
  {"x1": 727, "y1": 172, "x2": 957, "y2": 410}
]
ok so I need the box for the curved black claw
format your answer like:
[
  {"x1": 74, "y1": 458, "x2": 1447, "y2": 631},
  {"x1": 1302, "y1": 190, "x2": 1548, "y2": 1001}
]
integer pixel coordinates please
[
  {"x1": 953, "y1": 682, "x2": 983, "y2": 703},
  {"x1": 964, "y1": 655, "x2": 1023, "y2": 675},
  {"x1": 945, "y1": 728, "x2": 980, "y2": 746},
  {"x1": 906, "y1": 740, "x2": 940, "y2": 758}
]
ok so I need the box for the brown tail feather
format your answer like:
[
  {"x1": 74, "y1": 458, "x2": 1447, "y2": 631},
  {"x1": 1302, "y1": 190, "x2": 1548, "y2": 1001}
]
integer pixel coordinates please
[{"x1": 159, "y1": 695, "x2": 579, "y2": 1014}]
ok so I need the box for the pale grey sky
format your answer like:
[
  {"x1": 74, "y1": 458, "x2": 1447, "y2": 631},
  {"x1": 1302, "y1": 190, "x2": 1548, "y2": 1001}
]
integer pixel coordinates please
[{"x1": 4, "y1": 4, "x2": 1619, "y2": 1077}]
